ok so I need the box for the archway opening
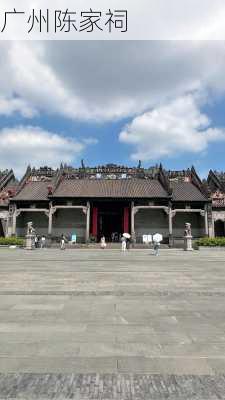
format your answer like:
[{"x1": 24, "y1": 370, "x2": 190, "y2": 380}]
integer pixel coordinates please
[
  {"x1": 214, "y1": 219, "x2": 225, "y2": 237},
  {"x1": 0, "y1": 220, "x2": 4, "y2": 237}
]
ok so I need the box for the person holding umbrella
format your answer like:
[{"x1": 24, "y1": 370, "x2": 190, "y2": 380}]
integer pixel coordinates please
[
  {"x1": 152, "y1": 233, "x2": 163, "y2": 256},
  {"x1": 122, "y1": 233, "x2": 131, "y2": 251}
]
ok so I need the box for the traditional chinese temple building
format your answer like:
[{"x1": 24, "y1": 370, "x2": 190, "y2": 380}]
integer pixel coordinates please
[
  {"x1": 0, "y1": 169, "x2": 18, "y2": 237},
  {"x1": 3, "y1": 162, "x2": 216, "y2": 246},
  {"x1": 207, "y1": 170, "x2": 225, "y2": 237}
]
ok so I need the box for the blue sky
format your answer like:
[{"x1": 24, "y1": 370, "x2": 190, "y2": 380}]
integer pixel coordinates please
[{"x1": 0, "y1": 41, "x2": 225, "y2": 178}]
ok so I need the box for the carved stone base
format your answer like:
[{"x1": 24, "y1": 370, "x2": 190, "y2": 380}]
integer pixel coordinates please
[
  {"x1": 184, "y1": 235, "x2": 193, "y2": 251},
  {"x1": 25, "y1": 234, "x2": 35, "y2": 250}
]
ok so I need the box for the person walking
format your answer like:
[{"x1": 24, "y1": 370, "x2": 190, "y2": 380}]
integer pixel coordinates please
[
  {"x1": 60, "y1": 234, "x2": 66, "y2": 250},
  {"x1": 121, "y1": 236, "x2": 126, "y2": 251},
  {"x1": 40, "y1": 235, "x2": 46, "y2": 249},
  {"x1": 34, "y1": 235, "x2": 39, "y2": 248},
  {"x1": 153, "y1": 241, "x2": 160, "y2": 256},
  {"x1": 126, "y1": 237, "x2": 131, "y2": 250},
  {"x1": 100, "y1": 236, "x2": 107, "y2": 249},
  {"x1": 152, "y1": 233, "x2": 163, "y2": 256}
]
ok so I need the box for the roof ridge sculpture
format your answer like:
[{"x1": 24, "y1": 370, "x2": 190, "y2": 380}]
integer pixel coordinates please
[
  {"x1": 157, "y1": 164, "x2": 172, "y2": 196},
  {"x1": 14, "y1": 165, "x2": 32, "y2": 197},
  {"x1": 190, "y1": 166, "x2": 210, "y2": 199},
  {"x1": 0, "y1": 169, "x2": 15, "y2": 192},
  {"x1": 207, "y1": 169, "x2": 225, "y2": 192}
]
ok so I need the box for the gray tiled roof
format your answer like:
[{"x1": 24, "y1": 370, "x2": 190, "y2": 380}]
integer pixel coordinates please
[
  {"x1": 53, "y1": 178, "x2": 168, "y2": 199},
  {"x1": 13, "y1": 181, "x2": 50, "y2": 201},
  {"x1": 171, "y1": 181, "x2": 207, "y2": 202},
  {"x1": 12, "y1": 178, "x2": 209, "y2": 202}
]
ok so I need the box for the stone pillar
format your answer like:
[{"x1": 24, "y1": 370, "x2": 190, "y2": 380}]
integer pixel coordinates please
[
  {"x1": 131, "y1": 203, "x2": 139, "y2": 245},
  {"x1": 204, "y1": 204, "x2": 209, "y2": 237},
  {"x1": 5, "y1": 216, "x2": 9, "y2": 238},
  {"x1": 131, "y1": 201, "x2": 135, "y2": 240},
  {"x1": 92, "y1": 206, "x2": 98, "y2": 237},
  {"x1": 48, "y1": 209, "x2": 53, "y2": 236},
  {"x1": 123, "y1": 207, "x2": 129, "y2": 233},
  {"x1": 47, "y1": 203, "x2": 56, "y2": 237},
  {"x1": 86, "y1": 202, "x2": 90, "y2": 243},
  {"x1": 207, "y1": 203, "x2": 214, "y2": 238},
  {"x1": 168, "y1": 205, "x2": 173, "y2": 247},
  {"x1": 12, "y1": 206, "x2": 17, "y2": 236}
]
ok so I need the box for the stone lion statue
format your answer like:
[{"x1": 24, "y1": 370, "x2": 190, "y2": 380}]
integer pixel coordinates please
[
  {"x1": 27, "y1": 221, "x2": 35, "y2": 235},
  {"x1": 184, "y1": 222, "x2": 192, "y2": 237}
]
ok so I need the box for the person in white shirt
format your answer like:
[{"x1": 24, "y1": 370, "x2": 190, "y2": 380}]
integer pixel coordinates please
[
  {"x1": 121, "y1": 236, "x2": 126, "y2": 251},
  {"x1": 41, "y1": 235, "x2": 46, "y2": 249},
  {"x1": 100, "y1": 236, "x2": 107, "y2": 249}
]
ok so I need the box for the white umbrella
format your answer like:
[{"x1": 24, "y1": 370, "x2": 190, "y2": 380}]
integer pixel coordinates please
[
  {"x1": 153, "y1": 233, "x2": 163, "y2": 243},
  {"x1": 123, "y1": 233, "x2": 131, "y2": 239}
]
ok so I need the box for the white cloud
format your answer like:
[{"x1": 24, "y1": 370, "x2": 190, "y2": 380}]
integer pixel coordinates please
[
  {"x1": 0, "y1": 96, "x2": 37, "y2": 118},
  {"x1": 0, "y1": 126, "x2": 86, "y2": 177},
  {"x1": 82, "y1": 137, "x2": 99, "y2": 145},
  {"x1": 119, "y1": 95, "x2": 225, "y2": 161},
  {"x1": 1, "y1": 41, "x2": 225, "y2": 122},
  {"x1": 1, "y1": 40, "x2": 225, "y2": 164}
]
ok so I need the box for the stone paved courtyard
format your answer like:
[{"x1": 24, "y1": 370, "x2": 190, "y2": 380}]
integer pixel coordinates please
[{"x1": 0, "y1": 248, "x2": 225, "y2": 398}]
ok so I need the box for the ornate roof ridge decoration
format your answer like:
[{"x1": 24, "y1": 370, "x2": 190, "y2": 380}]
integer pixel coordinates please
[
  {"x1": 0, "y1": 169, "x2": 15, "y2": 192},
  {"x1": 157, "y1": 163, "x2": 172, "y2": 196},
  {"x1": 14, "y1": 165, "x2": 57, "y2": 198},
  {"x1": 7, "y1": 163, "x2": 216, "y2": 202},
  {"x1": 0, "y1": 169, "x2": 17, "y2": 206},
  {"x1": 166, "y1": 166, "x2": 209, "y2": 200},
  {"x1": 50, "y1": 165, "x2": 64, "y2": 196},
  {"x1": 190, "y1": 166, "x2": 210, "y2": 199},
  {"x1": 0, "y1": 186, "x2": 17, "y2": 205},
  {"x1": 60, "y1": 161, "x2": 163, "y2": 181},
  {"x1": 14, "y1": 165, "x2": 32, "y2": 198},
  {"x1": 30, "y1": 166, "x2": 57, "y2": 178},
  {"x1": 167, "y1": 168, "x2": 192, "y2": 181},
  {"x1": 207, "y1": 169, "x2": 225, "y2": 192},
  {"x1": 213, "y1": 170, "x2": 225, "y2": 180},
  {"x1": 0, "y1": 169, "x2": 10, "y2": 179},
  {"x1": 201, "y1": 179, "x2": 212, "y2": 199}
]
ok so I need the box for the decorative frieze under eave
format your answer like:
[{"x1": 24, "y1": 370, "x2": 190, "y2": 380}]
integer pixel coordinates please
[
  {"x1": 50, "y1": 205, "x2": 88, "y2": 215},
  {"x1": 132, "y1": 205, "x2": 169, "y2": 216},
  {"x1": 171, "y1": 208, "x2": 206, "y2": 217}
]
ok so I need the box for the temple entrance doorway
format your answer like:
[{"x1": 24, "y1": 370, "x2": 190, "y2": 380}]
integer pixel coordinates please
[
  {"x1": 91, "y1": 202, "x2": 130, "y2": 242},
  {"x1": 0, "y1": 220, "x2": 4, "y2": 237},
  {"x1": 214, "y1": 219, "x2": 225, "y2": 237}
]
